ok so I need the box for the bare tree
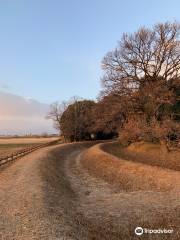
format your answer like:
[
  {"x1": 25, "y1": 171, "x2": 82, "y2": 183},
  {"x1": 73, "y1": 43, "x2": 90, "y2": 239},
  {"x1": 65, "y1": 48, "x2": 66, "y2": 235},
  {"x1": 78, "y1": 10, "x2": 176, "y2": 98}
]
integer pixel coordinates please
[
  {"x1": 46, "y1": 101, "x2": 68, "y2": 134},
  {"x1": 100, "y1": 22, "x2": 180, "y2": 146},
  {"x1": 102, "y1": 22, "x2": 180, "y2": 96}
]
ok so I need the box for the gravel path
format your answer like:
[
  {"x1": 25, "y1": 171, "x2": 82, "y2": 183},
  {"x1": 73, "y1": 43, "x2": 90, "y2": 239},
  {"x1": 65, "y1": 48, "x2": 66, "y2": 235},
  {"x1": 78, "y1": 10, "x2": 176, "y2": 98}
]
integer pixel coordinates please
[
  {"x1": 0, "y1": 142, "x2": 179, "y2": 240},
  {"x1": 0, "y1": 142, "x2": 111, "y2": 240}
]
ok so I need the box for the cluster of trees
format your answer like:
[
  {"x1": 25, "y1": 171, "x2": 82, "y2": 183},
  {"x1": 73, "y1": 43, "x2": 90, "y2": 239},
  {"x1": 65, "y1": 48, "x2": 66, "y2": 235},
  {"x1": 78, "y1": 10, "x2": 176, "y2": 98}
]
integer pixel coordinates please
[
  {"x1": 47, "y1": 98, "x2": 115, "y2": 141},
  {"x1": 48, "y1": 22, "x2": 180, "y2": 147}
]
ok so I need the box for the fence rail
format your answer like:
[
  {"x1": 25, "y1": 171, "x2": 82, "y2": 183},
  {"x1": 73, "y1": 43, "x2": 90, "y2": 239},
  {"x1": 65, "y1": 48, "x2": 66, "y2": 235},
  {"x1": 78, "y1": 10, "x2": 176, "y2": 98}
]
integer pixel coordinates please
[{"x1": 0, "y1": 139, "x2": 60, "y2": 167}]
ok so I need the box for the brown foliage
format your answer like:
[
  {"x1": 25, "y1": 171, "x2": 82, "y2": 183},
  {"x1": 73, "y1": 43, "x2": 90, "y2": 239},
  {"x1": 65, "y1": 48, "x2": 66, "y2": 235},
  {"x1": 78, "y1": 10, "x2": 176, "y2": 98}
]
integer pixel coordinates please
[
  {"x1": 101, "y1": 22, "x2": 180, "y2": 146},
  {"x1": 60, "y1": 100, "x2": 96, "y2": 141},
  {"x1": 119, "y1": 117, "x2": 180, "y2": 148},
  {"x1": 91, "y1": 94, "x2": 126, "y2": 134},
  {"x1": 48, "y1": 22, "x2": 180, "y2": 146}
]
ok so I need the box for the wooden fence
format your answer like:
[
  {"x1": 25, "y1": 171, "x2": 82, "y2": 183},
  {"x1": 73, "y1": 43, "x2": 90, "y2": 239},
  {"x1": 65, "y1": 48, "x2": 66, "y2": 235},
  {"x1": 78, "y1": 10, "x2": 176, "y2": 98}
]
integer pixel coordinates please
[{"x1": 0, "y1": 139, "x2": 60, "y2": 167}]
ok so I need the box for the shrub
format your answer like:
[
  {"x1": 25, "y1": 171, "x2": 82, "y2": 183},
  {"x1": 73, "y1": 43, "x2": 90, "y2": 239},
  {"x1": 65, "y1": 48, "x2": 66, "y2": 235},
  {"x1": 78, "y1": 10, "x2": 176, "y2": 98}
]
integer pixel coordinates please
[{"x1": 119, "y1": 117, "x2": 180, "y2": 148}]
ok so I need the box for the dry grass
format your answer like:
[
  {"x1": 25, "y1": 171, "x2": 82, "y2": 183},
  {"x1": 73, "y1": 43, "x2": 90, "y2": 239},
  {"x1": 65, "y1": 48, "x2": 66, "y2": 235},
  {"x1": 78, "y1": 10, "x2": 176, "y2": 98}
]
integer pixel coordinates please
[
  {"x1": 105, "y1": 141, "x2": 180, "y2": 171},
  {"x1": 82, "y1": 143, "x2": 180, "y2": 191},
  {"x1": 0, "y1": 137, "x2": 58, "y2": 144},
  {"x1": 0, "y1": 141, "x2": 179, "y2": 239},
  {"x1": 0, "y1": 137, "x2": 59, "y2": 157},
  {"x1": 80, "y1": 142, "x2": 180, "y2": 239}
]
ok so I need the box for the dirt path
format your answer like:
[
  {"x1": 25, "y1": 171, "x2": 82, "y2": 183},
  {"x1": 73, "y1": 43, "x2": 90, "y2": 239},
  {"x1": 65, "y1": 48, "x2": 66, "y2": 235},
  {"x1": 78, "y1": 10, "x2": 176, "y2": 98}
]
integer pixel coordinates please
[
  {"x1": 0, "y1": 142, "x2": 108, "y2": 240},
  {"x1": 0, "y1": 142, "x2": 179, "y2": 240}
]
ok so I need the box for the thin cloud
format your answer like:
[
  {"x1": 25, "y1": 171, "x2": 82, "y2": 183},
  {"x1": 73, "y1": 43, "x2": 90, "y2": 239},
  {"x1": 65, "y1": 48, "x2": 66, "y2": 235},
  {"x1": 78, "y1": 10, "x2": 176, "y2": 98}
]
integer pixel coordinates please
[{"x1": 0, "y1": 91, "x2": 55, "y2": 135}]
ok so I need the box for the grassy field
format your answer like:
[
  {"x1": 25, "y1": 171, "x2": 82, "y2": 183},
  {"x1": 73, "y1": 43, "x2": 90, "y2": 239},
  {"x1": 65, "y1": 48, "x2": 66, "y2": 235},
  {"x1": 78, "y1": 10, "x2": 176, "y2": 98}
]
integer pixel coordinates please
[
  {"x1": 80, "y1": 142, "x2": 180, "y2": 239},
  {"x1": 0, "y1": 137, "x2": 59, "y2": 157},
  {"x1": 104, "y1": 141, "x2": 180, "y2": 171}
]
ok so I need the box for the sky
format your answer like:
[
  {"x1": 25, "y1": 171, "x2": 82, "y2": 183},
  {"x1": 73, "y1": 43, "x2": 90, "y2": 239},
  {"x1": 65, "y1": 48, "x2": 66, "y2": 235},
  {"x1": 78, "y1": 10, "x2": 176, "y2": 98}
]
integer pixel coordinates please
[
  {"x1": 0, "y1": 91, "x2": 54, "y2": 135},
  {"x1": 0, "y1": 0, "x2": 179, "y2": 134}
]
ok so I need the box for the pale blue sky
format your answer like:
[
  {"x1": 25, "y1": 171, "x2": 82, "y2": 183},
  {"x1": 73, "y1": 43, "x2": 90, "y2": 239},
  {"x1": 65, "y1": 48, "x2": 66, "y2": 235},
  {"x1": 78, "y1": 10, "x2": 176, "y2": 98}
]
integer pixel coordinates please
[{"x1": 0, "y1": 0, "x2": 179, "y2": 103}]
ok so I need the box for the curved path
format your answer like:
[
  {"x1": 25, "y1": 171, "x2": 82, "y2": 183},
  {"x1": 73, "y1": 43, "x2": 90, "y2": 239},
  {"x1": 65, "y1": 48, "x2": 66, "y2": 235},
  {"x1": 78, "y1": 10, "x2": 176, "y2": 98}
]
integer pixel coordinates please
[
  {"x1": 0, "y1": 142, "x2": 110, "y2": 240},
  {"x1": 0, "y1": 142, "x2": 179, "y2": 240}
]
